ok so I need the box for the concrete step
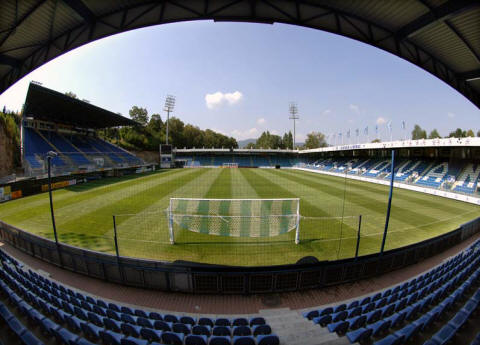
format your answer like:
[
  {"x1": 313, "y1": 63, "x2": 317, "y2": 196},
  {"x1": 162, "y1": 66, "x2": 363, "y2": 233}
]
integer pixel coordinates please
[{"x1": 260, "y1": 308, "x2": 340, "y2": 345}]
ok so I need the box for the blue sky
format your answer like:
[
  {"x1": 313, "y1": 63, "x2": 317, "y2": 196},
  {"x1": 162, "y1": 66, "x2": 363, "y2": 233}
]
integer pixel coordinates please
[{"x1": 0, "y1": 20, "x2": 478, "y2": 144}]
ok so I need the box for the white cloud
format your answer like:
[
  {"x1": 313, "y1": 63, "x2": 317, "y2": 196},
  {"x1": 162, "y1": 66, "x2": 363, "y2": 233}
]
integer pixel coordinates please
[
  {"x1": 376, "y1": 117, "x2": 387, "y2": 125},
  {"x1": 349, "y1": 104, "x2": 360, "y2": 113},
  {"x1": 205, "y1": 91, "x2": 243, "y2": 109},
  {"x1": 257, "y1": 117, "x2": 266, "y2": 125},
  {"x1": 271, "y1": 129, "x2": 279, "y2": 135},
  {"x1": 322, "y1": 109, "x2": 331, "y2": 116},
  {"x1": 447, "y1": 112, "x2": 455, "y2": 118},
  {"x1": 231, "y1": 127, "x2": 259, "y2": 140}
]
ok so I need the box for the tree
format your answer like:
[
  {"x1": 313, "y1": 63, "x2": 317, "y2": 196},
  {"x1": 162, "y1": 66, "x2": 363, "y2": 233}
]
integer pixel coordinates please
[
  {"x1": 304, "y1": 132, "x2": 327, "y2": 149},
  {"x1": 371, "y1": 139, "x2": 381, "y2": 143},
  {"x1": 428, "y1": 129, "x2": 441, "y2": 139},
  {"x1": 448, "y1": 128, "x2": 466, "y2": 138},
  {"x1": 411, "y1": 124, "x2": 427, "y2": 140},
  {"x1": 129, "y1": 106, "x2": 149, "y2": 126},
  {"x1": 477, "y1": 130, "x2": 480, "y2": 137},
  {"x1": 245, "y1": 142, "x2": 256, "y2": 149},
  {"x1": 65, "y1": 91, "x2": 77, "y2": 99},
  {"x1": 282, "y1": 132, "x2": 293, "y2": 149},
  {"x1": 147, "y1": 114, "x2": 163, "y2": 133},
  {"x1": 256, "y1": 131, "x2": 282, "y2": 149},
  {"x1": 466, "y1": 129, "x2": 475, "y2": 137}
]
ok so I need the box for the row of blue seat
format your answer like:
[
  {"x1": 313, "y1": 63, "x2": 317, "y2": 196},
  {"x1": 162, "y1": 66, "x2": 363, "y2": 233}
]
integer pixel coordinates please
[
  {"x1": 0, "y1": 249, "x2": 279, "y2": 345},
  {"x1": 303, "y1": 238, "x2": 480, "y2": 344}
]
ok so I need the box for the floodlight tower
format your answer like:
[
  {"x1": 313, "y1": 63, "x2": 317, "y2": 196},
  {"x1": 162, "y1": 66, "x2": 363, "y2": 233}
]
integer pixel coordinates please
[
  {"x1": 163, "y1": 95, "x2": 176, "y2": 145},
  {"x1": 289, "y1": 102, "x2": 299, "y2": 150}
]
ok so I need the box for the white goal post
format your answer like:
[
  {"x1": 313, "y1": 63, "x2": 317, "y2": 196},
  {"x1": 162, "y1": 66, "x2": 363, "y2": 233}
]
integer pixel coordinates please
[{"x1": 168, "y1": 198, "x2": 300, "y2": 244}]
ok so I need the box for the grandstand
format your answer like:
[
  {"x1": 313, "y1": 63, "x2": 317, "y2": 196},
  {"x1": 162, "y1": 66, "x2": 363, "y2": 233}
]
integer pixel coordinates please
[{"x1": 21, "y1": 83, "x2": 144, "y2": 177}]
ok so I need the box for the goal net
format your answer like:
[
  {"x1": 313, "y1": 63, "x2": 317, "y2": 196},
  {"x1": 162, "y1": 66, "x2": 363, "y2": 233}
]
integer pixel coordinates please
[
  {"x1": 168, "y1": 198, "x2": 300, "y2": 244},
  {"x1": 222, "y1": 162, "x2": 238, "y2": 168}
]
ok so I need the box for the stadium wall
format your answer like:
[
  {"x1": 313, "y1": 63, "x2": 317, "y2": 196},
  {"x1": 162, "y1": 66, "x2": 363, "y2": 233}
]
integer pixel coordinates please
[
  {"x1": 0, "y1": 215, "x2": 478, "y2": 294},
  {"x1": 293, "y1": 167, "x2": 480, "y2": 205}
]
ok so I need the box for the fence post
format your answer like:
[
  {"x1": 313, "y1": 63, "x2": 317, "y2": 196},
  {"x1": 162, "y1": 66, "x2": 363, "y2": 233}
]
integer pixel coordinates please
[
  {"x1": 380, "y1": 150, "x2": 396, "y2": 255},
  {"x1": 355, "y1": 215, "x2": 362, "y2": 260},
  {"x1": 113, "y1": 215, "x2": 120, "y2": 258}
]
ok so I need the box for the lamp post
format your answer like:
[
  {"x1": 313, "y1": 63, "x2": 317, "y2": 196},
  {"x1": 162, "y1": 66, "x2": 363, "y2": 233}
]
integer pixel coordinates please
[
  {"x1": 46, "y1": 151, "x2": 59, "y2": 245},
  {"x1": 289, "y1": 102, "x2": 299, "y2": 150},
  {"x1": 164, "y1": 95, "x2": 176, "y2": 145}
]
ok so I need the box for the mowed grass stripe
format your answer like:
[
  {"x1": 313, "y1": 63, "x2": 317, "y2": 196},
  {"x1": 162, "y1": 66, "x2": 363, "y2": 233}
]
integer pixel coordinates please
[
  {"x1": 292, "y1": 169, "x2": 471, "y2": 217},
  {"x1": 0, "y1": 170, "x2": 179, "y2": 225},
  {"x1": 278, "y1": 169, "x2": 439, "y2": 228},
  {"x1": 0, "y1": 170, "x2": 173, "y2": 219},
  {"x1": 253, "y1": 169, "x2": 357, "y2": 236},
  {"x1": 56, "y1": 168, "x2": 205, "y2": 237},
  {"x1": 203, "y1": 168, "x2": 232, "y2": 237}
]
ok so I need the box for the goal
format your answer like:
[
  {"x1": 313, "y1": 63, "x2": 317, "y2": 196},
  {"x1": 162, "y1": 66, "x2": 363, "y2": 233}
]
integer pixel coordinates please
[
  {"x1": 168, "y1": 198, "x2": 300, "y2": 244},
  {"x1": 222, "y1": 162, "x2": 238, "y2": 168}
]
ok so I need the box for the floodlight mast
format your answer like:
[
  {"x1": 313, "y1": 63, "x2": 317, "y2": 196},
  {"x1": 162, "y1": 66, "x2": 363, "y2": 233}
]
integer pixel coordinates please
[
  {"x1": 163, "y1": 95, "x2": 176, "y2": 145},
  {"x1": 289, "y1": 102, "x2": 299, "y2": 150}
]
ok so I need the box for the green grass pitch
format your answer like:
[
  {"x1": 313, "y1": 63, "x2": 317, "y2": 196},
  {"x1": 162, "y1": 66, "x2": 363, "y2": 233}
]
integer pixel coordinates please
[{"x1": 0, "y1": 168, "x2": 478, "y2": 266}]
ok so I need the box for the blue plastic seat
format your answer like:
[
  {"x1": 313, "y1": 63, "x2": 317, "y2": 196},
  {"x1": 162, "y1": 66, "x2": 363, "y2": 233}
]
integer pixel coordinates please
[
  {"x1": 461, "y1": 300, "x2": 478, "y2": 318},
  {"x1": 140, "y1": 327, "x2": 162, "y2": 342},
  {"x1": 257, "y1": 334, "x2": 280, "y2": 345},
  {"x1": 380, "y1": 304, "x2": 395, "y2": 318},
  {"x1": 121, "y1": 313, "x2": 137, "y2": 325},
  {"x1": 208, "y1": 336, "x2": 231, "y2": 345},
  {"x1": 39, "y1": 317, "x2": 61, "y2": 337},
  {"x1": 334, "y1": 304, "x2": 347, "y2": 312},
  {"x1": 100, "y1": 330, "x2": 123, "y2": 345},
  {"x1": 161, "y1": 331, "x2": 184, "y2": 345},
  {"x1": 215, "y1": 318, "x2": 231, "y2": 327},
  {"x1": 80, "y1": 322, "x2": 103, "y2": 341},
  {"x1": 431, "y1": 324, "x2": 456, "y2": 345},
  {"x1": 164, "y1": 314, "x2": 179, "y2": 323},
  {"x1": 249, "y1": 317, "x2": 265, "y2": 326},
  {"x1": 121, "y1": 306, "x2": 134, "y2": 315},
  {"x1": 87, "y1": 312, "x2": 103, "y2": 327},
  {"x1": 448, "y1": 311, "x2": 469, "y2": 331},
  {"x1": 347, "y1": 315, "x2": 366, "y2": 330},
  {"x1": 185, "y1": 334, "x2": 208, "y2": 345},
  {"x1": 149, "y1": 312, "x2": 163, "y2": 320},
  {"x1": 137, "y1": 317, "x2": 154, "y2": 329},
  {"x1": 103, "y1": 318, "x2": 122, "y2": 333},
  {"x1": 373, "y1": 334, "x2": 404, "y2": 345},
  {"x1": 253, "y1": 324, "x2": 271, "y2": 336},
  {"x1": 233, "y1": 326, "x2": 251, "y2": 336},
  {"x1": 108, "y1": 303, "x2": 121, "y2": 312},
  {"x1": 213, "y1": 326, "x2": 231, "y2": 336},
  {"x1": 134, "y1": 309, "x2": 148, "y2": 318},
  {"x1": 346, "y1": 327, "x2": 373, "y2": 343},
  {"x1": 327, "y1": 320, "x2": 349, "y2": 334},
  {"x1": 107, "y1": 309, "x2": 121, "y2": 321},
  {"x1": 360, "y1": 297, "x2": 371, "y2": 306},
  {"x1": 154, "y1": 320, "x2": 172, "y2": 331},
  {"x1": 385, "y1": 312, "x2": 405, "y2": 329},
  {"x1": 173, "y1": 322, "x2": 192, "y2": 335},
  {"x1": 394, "y1": 323, "x2": 422, "y2": 343},
  {"x1": 233, "y1": 335, "x2": 255, "y2": 345},
  {"x1": 313, "y1": 314, "x2": 331, "y2": 326},
  {"x1": 413, "y1": 313, "x2": 435, "y2": 331},
  {"x1": 362, "y1": 303, "x2": 375, "y2": 314},
  {"x1": 232, "y1": 318, "x2": 248, "y2": 326},
  {"x1": 192, "y1": 325, "x2": 211, "y2": 336},
  {"x1": 121, "y1": 323, "x2": 142, "y2": 337},
  {"x1": 332, "y1": 310, "x2": 348, "y2": 322},
  {"x1": 92, "y1": 305, "x2": 106, "y2": 316},
  {"x1": 348, "y1": 300, "x2": 359, "y2": 309},
  {"x1": 181, "y1": 316, "x2": 197, "y2": 326},
  {"x1": 21, "y1": 330, "x2": 47, "y2": 345},
  {"x1": 53, "y1": 327, "x2": 79, "y2": 345},
  {"x1": 121, "y1": 337, "x2": 148, "y2": 345},
  {"x1": 199, "y1": 317, "x2": 214, "y2": 327},
  {"x1": 348, "y1": 306, "x2": 362, "y2": 318},
  {"x1": 367, "y1": 319, "x2": 391, "y2": 337},
  {"x1": 303, "y1": 310, "x2": 318, "y2": 320},
  {"x1": 366, "y1": 310, "x2": 382, "y2": 324}
]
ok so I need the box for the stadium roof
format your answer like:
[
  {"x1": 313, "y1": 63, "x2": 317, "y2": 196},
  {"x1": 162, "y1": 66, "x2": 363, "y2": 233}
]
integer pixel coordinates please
[
  {"x1": 1, "y1": 1, "x2": 480, "y2": 110},
  {"x1": 24, "y1": 82, "x2": 138, "y2": 128}
]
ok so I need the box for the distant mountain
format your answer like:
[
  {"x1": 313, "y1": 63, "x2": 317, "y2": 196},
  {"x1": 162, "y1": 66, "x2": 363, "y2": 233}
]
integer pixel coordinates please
[{"x1": 237, "y1": 138, "x2": 256, "y2": 148}]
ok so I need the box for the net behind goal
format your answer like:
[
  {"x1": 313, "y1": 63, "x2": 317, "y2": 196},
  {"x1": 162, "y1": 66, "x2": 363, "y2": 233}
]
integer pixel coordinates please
[{"x1": 168, "y1": 198, "x2": 300, "y2": 244}]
